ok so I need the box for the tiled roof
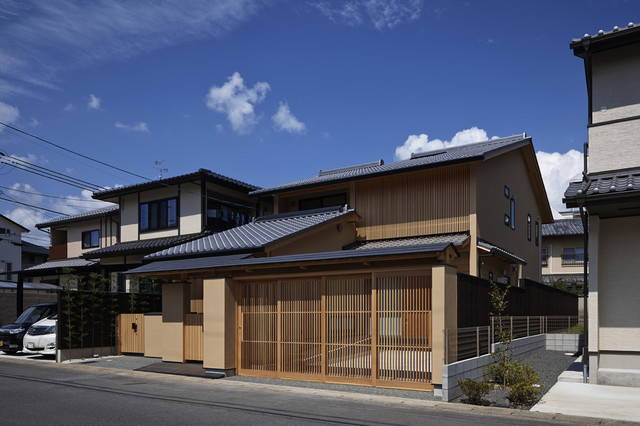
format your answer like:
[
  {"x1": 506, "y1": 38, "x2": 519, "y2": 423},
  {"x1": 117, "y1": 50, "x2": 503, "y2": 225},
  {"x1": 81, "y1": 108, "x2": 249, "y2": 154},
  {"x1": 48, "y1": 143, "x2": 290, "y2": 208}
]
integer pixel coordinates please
[
  {"x1": 146, "y1": 205, "x2": 357, "y2": 259},
  {"x1": 93, "y1": 168, "x2": 260, "y2": 199},
  {"x1": 477, "y1": 239, "x2": 526, "y2": 265},
  {"x1": 36, "y1": 205, "x2": 118, "y2": 229},
  {"x1": 128, "y1": 243, "x2": 457, "y2": 276},
  {"x1": 564, "y1": 168, "x2": 640, "y2": 200},
  {"x1": 251, "y1": 134, "x2": 530, "y2": 196},
  {"x1": 83, "y1": 233, "x2": 210, "y2": 258},
  {"x1": 23, "y1": 258, "x2": 98, "y2": 272},
  {"x1": 21, "y1": 241, "x2": 49, "y2": 255},
  {"x1": 347, "y1": 232, "x2": 469, "y2": 250},
  {"x1": 542, "y1": 219, "x2": 583, "y2": 237},
  {"x1": 571, "y1": 22, "x2": 640, "y2": 56}
]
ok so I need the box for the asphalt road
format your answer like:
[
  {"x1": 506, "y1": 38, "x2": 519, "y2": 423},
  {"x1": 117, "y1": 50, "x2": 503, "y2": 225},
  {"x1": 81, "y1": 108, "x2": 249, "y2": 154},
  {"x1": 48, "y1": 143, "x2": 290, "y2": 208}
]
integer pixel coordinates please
[{"x1": 0, "y1": 358, "x2": 600, "y2": 426}]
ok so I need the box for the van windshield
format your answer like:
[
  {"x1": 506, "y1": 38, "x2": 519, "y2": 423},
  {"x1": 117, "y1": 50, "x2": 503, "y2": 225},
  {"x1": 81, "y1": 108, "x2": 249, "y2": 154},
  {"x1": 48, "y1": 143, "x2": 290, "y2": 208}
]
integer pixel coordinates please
[{"x1": 15, "y1": 305, "x2": 55, "y2": 324}]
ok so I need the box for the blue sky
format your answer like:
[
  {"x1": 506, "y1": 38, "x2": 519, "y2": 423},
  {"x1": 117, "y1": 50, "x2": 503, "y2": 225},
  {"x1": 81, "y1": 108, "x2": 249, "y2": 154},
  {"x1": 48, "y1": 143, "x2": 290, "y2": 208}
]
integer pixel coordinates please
[{"x1": 0, "y1": 0, "x2": 637, "y2": 246}]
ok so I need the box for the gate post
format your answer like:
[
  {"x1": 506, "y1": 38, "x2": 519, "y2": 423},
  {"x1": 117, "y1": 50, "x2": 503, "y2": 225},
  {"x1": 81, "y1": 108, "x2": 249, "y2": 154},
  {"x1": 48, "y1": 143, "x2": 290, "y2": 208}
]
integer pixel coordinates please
[
  {"x1": 431, "y1": 264, "x2": 458, "y2": 387},
  {"x1": 203, "y1": 277, "x2": 237, "y2": 377}
]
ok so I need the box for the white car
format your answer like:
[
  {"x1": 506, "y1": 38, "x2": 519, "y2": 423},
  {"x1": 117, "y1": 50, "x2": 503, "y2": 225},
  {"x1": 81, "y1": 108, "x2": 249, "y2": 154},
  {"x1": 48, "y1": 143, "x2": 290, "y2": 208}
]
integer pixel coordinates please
[{"x1": 22, "y1": 314, "x2": 57, "y2": 356}]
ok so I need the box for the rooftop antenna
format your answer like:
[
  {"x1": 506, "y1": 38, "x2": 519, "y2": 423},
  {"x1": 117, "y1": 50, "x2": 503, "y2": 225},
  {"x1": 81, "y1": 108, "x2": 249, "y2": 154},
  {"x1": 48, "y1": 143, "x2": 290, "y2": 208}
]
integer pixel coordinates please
[{"x1": 153, "y1": 160, "x2": 168, "y2": 179}]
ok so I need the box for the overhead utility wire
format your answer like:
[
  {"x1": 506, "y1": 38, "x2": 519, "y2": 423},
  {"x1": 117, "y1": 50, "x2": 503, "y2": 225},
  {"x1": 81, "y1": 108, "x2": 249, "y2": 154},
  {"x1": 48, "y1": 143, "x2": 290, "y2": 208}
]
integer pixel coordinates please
[
  {"x1": 0, "y1": 153, "x2": 104, "y2": 192},
  {"x1": 0, "y1": 184, "x2": 105, "y2": 204},
  {"x1": 0, "y1": 197, "x2": 68, "y2": 216},
  {"x1": 0, "y1": 122, "x2": 257, "y2": 210},
  {"x1": 0, "y1": 121, "x2": 151, "y2": 182}
]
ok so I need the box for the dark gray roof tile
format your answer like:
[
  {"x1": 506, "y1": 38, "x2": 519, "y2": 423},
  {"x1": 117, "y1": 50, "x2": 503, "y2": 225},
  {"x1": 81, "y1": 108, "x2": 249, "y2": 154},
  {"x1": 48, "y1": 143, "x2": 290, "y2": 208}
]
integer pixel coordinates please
[
  {"x1": 251, "y1": 135, "x2": 530, "y2": 196},
  {"x1": 146, "y1": 205, "x2": 356, "y2": 259},
  {"x1": 348, "y1": 233, "x2": 469, "y2": 250},
  {"x1": 564, "y1": 168, "x2": 640, "y2": 200},
  {"x1": 36, "y1": 205, "x2": 118, "y2": 229},
  {"x1": 83, "y1": 232, "x2": 209, "y2": 258},
  {"x1": 542, "y1": 219, "x2": 583, "y2": 237},
  {"x1": 23, "y1": 258, "x2": 98, "y2": 271}
]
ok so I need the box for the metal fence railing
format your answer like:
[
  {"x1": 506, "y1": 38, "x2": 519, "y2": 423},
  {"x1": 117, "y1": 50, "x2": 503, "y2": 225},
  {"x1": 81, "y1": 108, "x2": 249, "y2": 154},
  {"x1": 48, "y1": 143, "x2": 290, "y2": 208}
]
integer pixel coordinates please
[{"x1": 445, "y1": 316, "x2": 581, "y2": 364}]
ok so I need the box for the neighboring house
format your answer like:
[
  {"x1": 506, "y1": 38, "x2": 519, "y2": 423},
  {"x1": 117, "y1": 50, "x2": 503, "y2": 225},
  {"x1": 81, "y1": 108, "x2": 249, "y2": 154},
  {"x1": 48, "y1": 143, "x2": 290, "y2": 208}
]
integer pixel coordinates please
[
  {"x1": 0, "y1": 214, "x2": 29, "y2": 283},
  {"x1": 27, "y1": 168, "x2": 263, "y2": 290},
  {"x1": 20, "y1": 241, "x2": 49, "y2": 283},
  {"x1": 541, "y1": 216, "x2": 585, "y2": 292},
  {"x1": 127, "y1": 134, "x2": 555, "y2": 393},
  {"x1": 566, "y1": 23, "x2": 640, "y2": 387}
]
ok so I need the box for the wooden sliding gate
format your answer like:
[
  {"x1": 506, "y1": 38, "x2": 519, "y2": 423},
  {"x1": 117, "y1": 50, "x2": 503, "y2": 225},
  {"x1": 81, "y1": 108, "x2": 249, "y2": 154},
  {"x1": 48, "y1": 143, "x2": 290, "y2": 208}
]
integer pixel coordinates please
[{"x1": 238, "y1": 272, "x2": 432, "y2": 390}]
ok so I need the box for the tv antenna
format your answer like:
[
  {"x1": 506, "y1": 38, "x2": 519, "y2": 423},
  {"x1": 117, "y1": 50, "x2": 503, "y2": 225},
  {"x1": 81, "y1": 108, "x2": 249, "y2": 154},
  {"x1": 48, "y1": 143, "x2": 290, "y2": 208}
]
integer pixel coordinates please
[{"x1": 153, "y1": 160, "x2": 168, "y2": 179}]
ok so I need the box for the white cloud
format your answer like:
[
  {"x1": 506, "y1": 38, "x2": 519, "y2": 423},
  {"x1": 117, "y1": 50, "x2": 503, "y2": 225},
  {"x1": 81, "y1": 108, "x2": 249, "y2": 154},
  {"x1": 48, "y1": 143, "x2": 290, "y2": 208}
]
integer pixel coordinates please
[
  {"x1": 394, "y1": 127, "x2": 494, "y2": 160},
  {"x1": 205, "y1": 72, "x2": 270, "y2": 134},
  {"x1": 115, "y1": 121, "x2": 149, "y2": 133},
  {"x1": 314, "y1": 0, "x2": 422, "y2": 30},
  {"x1": 536, "y1": 149, "x2": 583, "y2": 212},
  {"x1": 0, "y1": 0, "x2": 264, "y2": 98},
  {"x1": 272, "y1": 102, "x2": 306, "y2": 133},
  {"x1": 0, "y1": 100, "x2": 20, "y2": 131},
  {"x1": 63, "y1": 103, "x2": 75, "y2": 111},
  {"x1": 29, "y1": 117, "x2": 39, "y2": 126},
  {"x1": 216, "y1": 124, "x2": 224, "y2": 133},
  {"x1": 88, "y1": 94, "x2": 101, "y2": 109}
]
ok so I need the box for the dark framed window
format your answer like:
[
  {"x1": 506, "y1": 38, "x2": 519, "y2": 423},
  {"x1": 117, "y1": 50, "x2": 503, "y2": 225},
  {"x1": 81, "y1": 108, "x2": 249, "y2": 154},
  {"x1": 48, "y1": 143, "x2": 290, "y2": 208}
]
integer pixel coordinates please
[
  {"x1": 504, "y1": 214, "x2": 510, "y2": 227},
  {"x1": 140, "y1": 197, "x2": 178, "y2": 232},
  {"x1": 561, "y1": 247, "x2": 584, "y2": 266},
  {"x1": 504, "y1": 185, "x2": 510, "y2": 198},
  {"x1": 510, "y1": 198, "x2": 516, "y2": 230},
  {"x1": 299, "y1": 193, "x2": 347, "y2": 211},
  {"x1": 541, "y1": 248, "x2": 548, "y2": 266},
  {"x1": 535, "y1": 221, "x2": 539, "y2": 246},
  {"x1": 82, "y1": 230, "x2": 99, "y2": 248},
  {"x1": 527, "y1": 214, "x2": 532, "y2": 241}
]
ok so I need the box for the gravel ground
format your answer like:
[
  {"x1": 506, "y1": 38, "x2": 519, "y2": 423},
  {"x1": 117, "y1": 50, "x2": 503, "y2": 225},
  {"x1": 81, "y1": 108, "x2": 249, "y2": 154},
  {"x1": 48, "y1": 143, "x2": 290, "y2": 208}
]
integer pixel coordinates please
[{"x1": 454, "y1": 349, "x2": 578, "y2": 409}]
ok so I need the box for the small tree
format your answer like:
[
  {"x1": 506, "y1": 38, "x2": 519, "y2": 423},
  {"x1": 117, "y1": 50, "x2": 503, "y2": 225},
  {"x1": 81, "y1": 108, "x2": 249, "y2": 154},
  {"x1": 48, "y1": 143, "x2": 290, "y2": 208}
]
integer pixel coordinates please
[{"x1": 486, "y1": 281, "x2": 512, "y2": 386}]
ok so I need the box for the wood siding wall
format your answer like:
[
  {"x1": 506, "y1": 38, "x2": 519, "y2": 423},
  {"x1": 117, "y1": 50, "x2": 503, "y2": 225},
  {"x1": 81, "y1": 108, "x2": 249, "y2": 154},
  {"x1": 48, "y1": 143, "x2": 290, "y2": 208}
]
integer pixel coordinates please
[
  {"x1": 237, "y1": 271, "x2": 433, "y2": 390},
  {"x1": 184, "y1": 313, "x2": 204, "y2": 361},
  {"x1": 354, "y1": 165, "x2": 470, "y2": 240},
  {"x1": 118, "y1": 313, "x2": 145, "y2": 354}
]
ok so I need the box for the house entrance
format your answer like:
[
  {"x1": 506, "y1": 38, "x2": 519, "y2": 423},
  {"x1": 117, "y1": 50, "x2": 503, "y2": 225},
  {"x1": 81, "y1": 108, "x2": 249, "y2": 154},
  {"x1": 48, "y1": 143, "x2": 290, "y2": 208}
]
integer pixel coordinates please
[{"x1": 237, "y1": 271, "x2": 432, "y2": 390}]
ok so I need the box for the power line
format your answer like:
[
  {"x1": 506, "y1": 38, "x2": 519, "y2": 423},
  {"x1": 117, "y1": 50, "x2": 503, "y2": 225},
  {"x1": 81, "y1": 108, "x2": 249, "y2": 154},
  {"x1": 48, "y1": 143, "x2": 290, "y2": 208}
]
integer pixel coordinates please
[
  {"x1": 0, "y1": 197, "x2": 69, "y2": 216},
  {"x1": 0, "y1": 121, "x2": 152, "y2": 182},
  {"x1": 0, "y1": 184, "x2": 105, "y2": 205},
  {"x1": 0, "y1": 153, "x2": 104, "y2": 191}
]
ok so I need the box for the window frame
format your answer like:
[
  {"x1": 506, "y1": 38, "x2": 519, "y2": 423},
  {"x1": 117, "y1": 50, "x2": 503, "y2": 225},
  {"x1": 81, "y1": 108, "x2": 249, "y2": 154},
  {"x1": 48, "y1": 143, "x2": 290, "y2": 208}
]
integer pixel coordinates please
[
  {"x1": 561, "y1": 247, "x2": 585, "y2": 266},
  {"x1": 541, "y1": 248, "x2": 548, "y2": 267},
  {"x1": 509, "y1": 197, "x2": 516, "y2": 230},
  {"x1": 139, "y1": 197, "x2": 179, "y2": 233},
  {"x1": 527, "y1": 213, "x2": 532, "y2": 241},
  {"x1": 81, "y1": 229, "x2": 100, "y2": 249}
]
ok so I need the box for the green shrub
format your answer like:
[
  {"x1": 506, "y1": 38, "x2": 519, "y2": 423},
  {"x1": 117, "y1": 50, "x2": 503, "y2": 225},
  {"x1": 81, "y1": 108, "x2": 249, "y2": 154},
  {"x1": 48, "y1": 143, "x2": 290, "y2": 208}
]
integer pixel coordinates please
[
  {"x1": 565, "y1": 323, "x2": 584, "y2": 334},
  {"x1": 458, "y1": 378, "x2": 491, "y2": 405},
  {"x1": 506, "y1": 362, "x2": 542, "y2": 406}
]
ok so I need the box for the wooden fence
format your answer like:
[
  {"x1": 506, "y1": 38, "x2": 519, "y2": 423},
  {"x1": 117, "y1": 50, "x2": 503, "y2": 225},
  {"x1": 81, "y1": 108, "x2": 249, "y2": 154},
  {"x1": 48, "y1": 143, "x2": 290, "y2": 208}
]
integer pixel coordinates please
[
  {"x1": 237, "y1": 272, "x2": 433, "y2": 390},
  {"x1": 456, "y1": 274, "x2": 578, "y2": 328}
]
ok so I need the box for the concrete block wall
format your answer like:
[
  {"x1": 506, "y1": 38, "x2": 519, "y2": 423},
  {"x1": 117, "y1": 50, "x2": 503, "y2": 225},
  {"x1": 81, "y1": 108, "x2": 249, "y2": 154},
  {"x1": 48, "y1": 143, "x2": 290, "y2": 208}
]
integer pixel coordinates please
[
  {"x1": 442, "y1": 334, "x2": 547, "y2": 401},
  {"x1": 546, "y1": 333, "x2": 584, "y2": 353}
]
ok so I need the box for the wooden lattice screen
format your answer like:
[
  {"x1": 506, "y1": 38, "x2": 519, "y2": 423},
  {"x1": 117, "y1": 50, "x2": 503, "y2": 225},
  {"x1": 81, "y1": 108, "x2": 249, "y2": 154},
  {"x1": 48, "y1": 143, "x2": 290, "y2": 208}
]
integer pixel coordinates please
[{"x1": 237, "y1": 272, "x2": 432, "y2": 390}]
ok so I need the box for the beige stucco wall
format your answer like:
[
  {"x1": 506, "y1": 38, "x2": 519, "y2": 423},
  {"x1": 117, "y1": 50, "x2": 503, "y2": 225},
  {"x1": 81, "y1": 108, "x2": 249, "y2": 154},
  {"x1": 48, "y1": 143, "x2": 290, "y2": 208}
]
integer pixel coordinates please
[
  {"x1": 66, "y1": 217, "x2": 115, "y2": 258},
  {"x1": 476, "y1": 149, "x2": 542, "y2": 281},
  {"x1": 203, "y1": 277, "x2": 236, "y2": 371},
  {"x1": 589, "y1": 43, "x2": 640, "y2": 173},
  {"x1": 597, "y1": 216, "x2": 640, "y2": 352},
  {"x1": 179, "y1": 182, "x2": 202, "y2": 235},
  {"x1": 268, "y1": 220, "x2": 357, "y2": 257},
  {"x1": 120, "y1": 193, "x2": 138, "y2": 243},
  {"x1": 541, "y1": 234, "x2": 584, "y2": 276},
  {"x1": 589, "y1": 121, "x2": 640, "y2": 173}
]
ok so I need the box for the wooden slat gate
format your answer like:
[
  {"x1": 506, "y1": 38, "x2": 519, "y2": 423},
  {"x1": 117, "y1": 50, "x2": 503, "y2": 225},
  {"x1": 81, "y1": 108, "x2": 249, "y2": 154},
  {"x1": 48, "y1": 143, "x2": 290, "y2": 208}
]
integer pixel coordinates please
[
  {"x1": 238, "y1": 272, "x2": 432, "y2": 390},
  {"x1": 119, "y1": 313, "x2": 145, "y2": 354},
  {"x1": 184, "y1": 313, "x2": 204, "y2": 361}
]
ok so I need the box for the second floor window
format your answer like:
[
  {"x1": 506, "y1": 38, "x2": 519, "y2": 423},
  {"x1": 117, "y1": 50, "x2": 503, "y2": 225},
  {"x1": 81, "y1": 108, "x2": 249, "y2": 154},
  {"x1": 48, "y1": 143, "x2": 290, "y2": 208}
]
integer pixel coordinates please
[
  {"x1": 561, "y1": 247, "x2": 584, "y2": 266},
  {"x1": 140, "y1": 198, "x2": 178, "y2": 232},
  {"x1": 541, "y1": 248, "x2": 548, "y2": 266},
  {"x1": 82, "y1": 230, "x2": 99, "y2": 248}
]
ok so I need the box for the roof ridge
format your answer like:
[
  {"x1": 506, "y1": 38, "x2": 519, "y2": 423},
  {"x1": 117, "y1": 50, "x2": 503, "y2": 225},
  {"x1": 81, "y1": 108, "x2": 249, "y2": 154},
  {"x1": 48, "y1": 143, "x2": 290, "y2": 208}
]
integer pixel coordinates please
[{"x1": 409, "y1": 133, "x2": 526, "y2": 159}]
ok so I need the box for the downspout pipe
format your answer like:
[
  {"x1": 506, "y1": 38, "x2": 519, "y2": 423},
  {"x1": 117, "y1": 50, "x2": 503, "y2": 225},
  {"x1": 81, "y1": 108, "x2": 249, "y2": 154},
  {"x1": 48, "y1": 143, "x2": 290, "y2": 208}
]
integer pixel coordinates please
[{"x1": 580, "y1": 141, "x2": 590, "y2": 384}]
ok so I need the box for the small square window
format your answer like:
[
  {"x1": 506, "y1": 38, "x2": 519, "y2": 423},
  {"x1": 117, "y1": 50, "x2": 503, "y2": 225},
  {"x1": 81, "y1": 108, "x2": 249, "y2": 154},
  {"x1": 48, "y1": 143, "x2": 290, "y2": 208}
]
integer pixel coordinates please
[
  {"x1": 504, "y1": 214, "x2": 510, "y2": 226},
  {"x1": 504, "y1": 186, "x2": 510, "y2": 198},
  {"x1": 82, "y1": 230, "x2": 100, "y2": 249}
]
